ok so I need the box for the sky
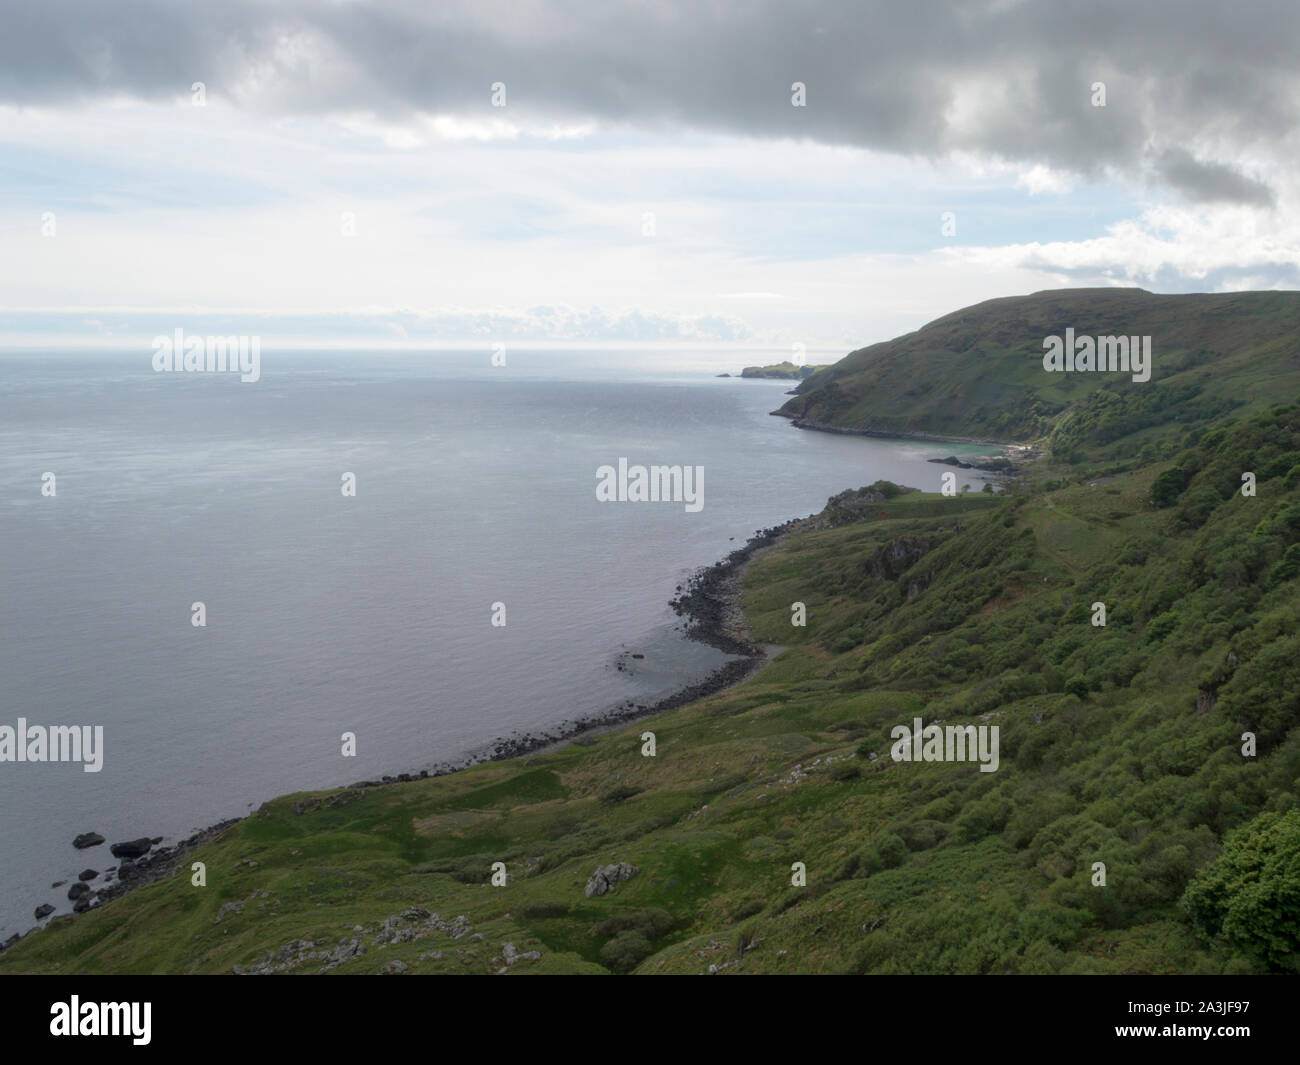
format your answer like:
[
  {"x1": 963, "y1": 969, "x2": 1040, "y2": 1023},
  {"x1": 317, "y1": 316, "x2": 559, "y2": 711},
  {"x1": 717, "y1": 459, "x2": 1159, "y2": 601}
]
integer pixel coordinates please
[{"x1": 1, "y1": 0, "x2": 1298, "y2": 354}]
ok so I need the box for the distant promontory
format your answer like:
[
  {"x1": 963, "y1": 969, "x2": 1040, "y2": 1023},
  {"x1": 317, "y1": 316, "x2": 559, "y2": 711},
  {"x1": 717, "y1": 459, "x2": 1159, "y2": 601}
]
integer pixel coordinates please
[{"x1": 738, "y1": 361, "x2": 828, "y2": 379}]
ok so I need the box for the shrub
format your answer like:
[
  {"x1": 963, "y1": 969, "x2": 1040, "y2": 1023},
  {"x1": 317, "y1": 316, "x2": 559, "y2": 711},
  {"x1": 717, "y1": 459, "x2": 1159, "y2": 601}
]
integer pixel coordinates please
[
  {"x1": 899, "y1": 819, "x2": 950, "y2": 851},
  {"x1": 857, "y1": 833, "x2": 908, "y2": 876},
  {"x1": 1177, "y1": 486, "x2": 1220, "y2": 529},
  {"x1": 1151, "y1": 466, "x2": 1189, "y2": 507},
  {"x1": 520, "y1": 901, "x2": 570, "y2": 919},
  {"x1": 599, "y1": 931, "x2": 654, "y2": 972},
  {"x1": 866, "y1": 480, "x2": 904, "y2": 499},
  {"x1": 1183, "y1": 809, "x2": 1300, "y2": 971},
  {"x1": 1269, "y1": 544, "x2": 1300, "y2": 588},
  {"x1": 600, "y1": 784, "x2": 644, "y2": 805},
  {"x1": 593, "y1": 908, "x2": 673, "y2": 939},
  {"x1": 1145, "y1": 610, "x2": 1180, "y2": 643}
]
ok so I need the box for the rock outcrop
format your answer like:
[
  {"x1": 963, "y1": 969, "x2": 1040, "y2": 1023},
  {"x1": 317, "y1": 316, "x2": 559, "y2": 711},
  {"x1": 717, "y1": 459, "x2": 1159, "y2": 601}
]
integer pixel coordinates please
[
  {"x1": 109, "y1": 838, "x2": 153, "y2": 860},
  {"x1": 585, "y1": 862, "x2": 639, "y2": 897}
]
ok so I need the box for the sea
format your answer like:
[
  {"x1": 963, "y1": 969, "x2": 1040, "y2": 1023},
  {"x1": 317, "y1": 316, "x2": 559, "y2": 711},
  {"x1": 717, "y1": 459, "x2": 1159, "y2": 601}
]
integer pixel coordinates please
[{"x1": 0, "y1": 348, "x2": 996, "y2": 937}]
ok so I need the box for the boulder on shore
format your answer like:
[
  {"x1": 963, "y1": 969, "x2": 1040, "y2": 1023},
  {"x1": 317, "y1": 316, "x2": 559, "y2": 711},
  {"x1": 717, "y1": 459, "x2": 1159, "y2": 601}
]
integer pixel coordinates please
[
  {"x1": 72, "y1": 832, "x2": 105, "y2": 850},
  {"x1": 109, "y1": 838, "x2": 152, "y2": 860},
  {"x1": 34, "y1": 904, "x2": 54, "y2": 920}
]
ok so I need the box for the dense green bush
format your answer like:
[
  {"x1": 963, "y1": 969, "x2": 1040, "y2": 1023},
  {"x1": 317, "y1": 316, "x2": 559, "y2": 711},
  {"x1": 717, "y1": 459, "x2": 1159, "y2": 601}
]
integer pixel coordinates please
[
  {"x1": 598, "y1": 931, "x2": 654, "y2": 972},
  {"x1": 593, "y1": 907, "x2": 673, "y2": 939},
  {"x1": 1151, "y1": 466, "x2": 1190, "y2": 507},
  {"x1": 1184, "y1": 809, "x2": 1300, "y2": 971}
]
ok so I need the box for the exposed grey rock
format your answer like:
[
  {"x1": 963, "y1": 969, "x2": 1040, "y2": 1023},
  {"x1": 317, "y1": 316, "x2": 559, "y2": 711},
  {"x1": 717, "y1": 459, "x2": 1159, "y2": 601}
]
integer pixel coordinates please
[
  {"x1": 72, "y1": 833, "x2": 105, "y2": 850},
  {"x1": 78, "y1": 869, "x2": 98, "y2": 881},
  {"x1": 443, "y1": 914, "x2": 473, "y2": 939},
  {"x1": 214, "y1": 900, "x2": 244, "y2": 923},
  {"x1": 584, "y1": 861, "x2": 640, "y2": 897},
  {"x1": 324, "y1": 937, "x2": 365, "y2": 970},
  {"x1": 375, "y1": 915, "x2": 420, "y2": 946},
  {"x1": 233, "y1": 938, "x2": 315, "y2": 975},
  {"x1": 34, "y1": 904, "x2": 54, "y2": 920},
  {"x1": 498, "y1": 941, "x2": 542, "y2": 971},
  {"x1": 232, "y1": 909, "x2": 477, "y2": 975}
]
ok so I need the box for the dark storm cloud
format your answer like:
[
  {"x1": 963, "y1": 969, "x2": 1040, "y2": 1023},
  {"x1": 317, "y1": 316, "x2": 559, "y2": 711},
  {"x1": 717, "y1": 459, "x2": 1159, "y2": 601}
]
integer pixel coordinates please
[
  {"x1": 2, "y1": 0, "x2": 1295, "y2": 204},
  {"x1": 1155, "y1": 148, "x2": 1276, "y2": 207}
]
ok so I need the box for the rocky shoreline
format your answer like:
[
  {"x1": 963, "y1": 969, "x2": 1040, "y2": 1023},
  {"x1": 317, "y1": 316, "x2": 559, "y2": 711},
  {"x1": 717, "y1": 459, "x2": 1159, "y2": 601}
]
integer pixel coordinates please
[
  {"x1": 406, "y1": 514, "x2": 807, "y2": 770},
  {"x1": 2, "y1": 819, "x2": 243, "y2": 952},
  {"x1": 772, "y1": 411, "x2": 1039, "y2": 473},
  {"x1": 2, "y1": 517, "x2": 806, "y2": 952}
]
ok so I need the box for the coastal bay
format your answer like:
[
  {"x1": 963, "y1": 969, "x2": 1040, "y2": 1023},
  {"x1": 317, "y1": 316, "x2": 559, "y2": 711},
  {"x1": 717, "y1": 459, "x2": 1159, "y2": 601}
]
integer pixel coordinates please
[{"x1": 0, "y1": 349, "x2": 997, "y2": 939}]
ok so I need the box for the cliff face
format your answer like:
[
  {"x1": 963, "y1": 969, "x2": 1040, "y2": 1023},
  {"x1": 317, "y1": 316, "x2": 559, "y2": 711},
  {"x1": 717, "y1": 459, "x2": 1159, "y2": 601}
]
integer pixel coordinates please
[{"x1": 780, "y1": 289, "x2": 1300, "y2": 451}]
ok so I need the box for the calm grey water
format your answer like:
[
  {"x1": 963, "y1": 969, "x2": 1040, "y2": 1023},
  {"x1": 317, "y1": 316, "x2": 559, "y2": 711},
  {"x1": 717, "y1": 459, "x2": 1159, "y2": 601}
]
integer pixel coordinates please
[{"x1": 0, "y1": 349, "x2": 994, "y2": 936}]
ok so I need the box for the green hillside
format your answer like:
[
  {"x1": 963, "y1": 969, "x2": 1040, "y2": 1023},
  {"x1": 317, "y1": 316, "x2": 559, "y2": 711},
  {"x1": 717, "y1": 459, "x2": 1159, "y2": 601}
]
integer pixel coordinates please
[
  {"x1": 3, "y1": 291, "x2": 1298, "y2": 975},
  {"x1": 780, "y1": 289, "x2": 1300, "y2": 456}
]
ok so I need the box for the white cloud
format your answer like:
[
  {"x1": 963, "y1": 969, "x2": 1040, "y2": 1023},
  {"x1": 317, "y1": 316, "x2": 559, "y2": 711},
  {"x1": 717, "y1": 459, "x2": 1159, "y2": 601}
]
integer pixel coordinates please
[
  {"x1": 941, "y1": 200, "x2": 1300, "y2": 289},
  {"x1": 1015, "y1": 164, "x2": 1073, "y2": 196}
]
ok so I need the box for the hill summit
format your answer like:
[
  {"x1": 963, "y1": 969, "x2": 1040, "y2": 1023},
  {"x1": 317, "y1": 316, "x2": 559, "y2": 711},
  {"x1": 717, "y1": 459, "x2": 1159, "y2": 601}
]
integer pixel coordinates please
[{"x1": 780, "y1": 288, "x2": 1300, "y2": 457}]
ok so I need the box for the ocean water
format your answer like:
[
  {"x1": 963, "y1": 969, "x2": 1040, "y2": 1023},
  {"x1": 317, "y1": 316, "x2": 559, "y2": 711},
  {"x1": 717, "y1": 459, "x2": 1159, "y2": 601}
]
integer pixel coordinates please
[{"x1": 0, "y1": 349, "x2": 995, "y2": 937}]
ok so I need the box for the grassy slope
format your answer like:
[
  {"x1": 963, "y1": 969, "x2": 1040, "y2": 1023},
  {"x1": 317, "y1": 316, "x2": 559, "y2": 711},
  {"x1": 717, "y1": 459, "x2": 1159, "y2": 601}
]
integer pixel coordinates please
[
  {"x1": 779, "y1": 289, "x2": 1300, "y2": 448},
  {"x1": 4, "y1": 290, "x2": 1298, "y2": 975}
]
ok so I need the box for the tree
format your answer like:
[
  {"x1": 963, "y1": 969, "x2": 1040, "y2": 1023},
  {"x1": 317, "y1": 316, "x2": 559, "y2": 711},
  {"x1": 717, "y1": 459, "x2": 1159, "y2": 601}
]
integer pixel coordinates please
[
  {"x1": 1183, "y1": 809, "x2": 1300, "y2": 971},
  {"x1": 1151, "y1": 466, "x2": 1189, "y2": 507}
]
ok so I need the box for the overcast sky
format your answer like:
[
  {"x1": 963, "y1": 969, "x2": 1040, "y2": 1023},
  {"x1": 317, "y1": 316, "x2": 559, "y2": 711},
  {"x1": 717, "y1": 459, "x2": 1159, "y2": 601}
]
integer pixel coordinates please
[{"x1": 2, "y1": 0, "x2": 1297, "y2": 351}]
